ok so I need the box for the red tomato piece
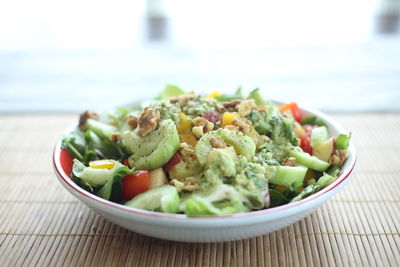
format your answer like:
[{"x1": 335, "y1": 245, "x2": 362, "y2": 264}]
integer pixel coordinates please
[
  {"x1": 279, "y1": 102, "x2": 303, "y2": 122},
  {"x1": 121, "y1": 170, "x2": 150, "y2": 200},
  {"x1": 303, "y1": 125, "x2": 316, "y2": 136},
  {"x1": 290, "y1": 103, "x2": 303, "y2": 123},
  {"x1": 163, "y1": 153, "x2": 181, "y2": 172},
  {"x1": 123, "y1": 159, "x2": 130, "y2": 168},
  {"x1": 299, "y1": 135, "x2": 313, "y2": 154},
  {"x1": 60, "y1": 149, "x2": 73, "y2": 176}
]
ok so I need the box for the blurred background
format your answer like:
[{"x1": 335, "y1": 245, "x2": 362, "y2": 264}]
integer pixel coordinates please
[{"x1": 0, "y1": 0, "x2": 399, "y2": 113}]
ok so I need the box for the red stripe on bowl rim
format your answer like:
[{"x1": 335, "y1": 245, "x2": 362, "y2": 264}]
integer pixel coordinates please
[{"x1": 53, "y1": 141, "x2": 356, "y2": 220}]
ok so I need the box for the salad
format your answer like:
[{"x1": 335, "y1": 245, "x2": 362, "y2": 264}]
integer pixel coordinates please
[{"x1": 61, "y1": 85, "x2": 351, "y2": 216}]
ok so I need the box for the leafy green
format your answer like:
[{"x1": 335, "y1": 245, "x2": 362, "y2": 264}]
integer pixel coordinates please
[
  {"x1": 290, "y1": 172, "x2": 338, "y2": 202},
  {"x1": 61, "y1": 130, "x2": 87, "y2": 162},
  {"x1": 290, "y1": 184, "x2": 321, "y2": 202},
  {"x1": 107, "y1": 107, "x2": 130, "y2": 128},
  {"x1": 97, "y1": 166, "x2": 132, "y2": 200},
  {"x1": 301, "y1": 115, "x2": 326, "y2": 126},
  {"x1": 85, "y1": 130, "x2": 125, "y2": 160},
  {"x1": 336, "y1": 133, "x2": 352, "y2": 150},
  {"x1": 215, "y1": 87, "x2": 243, "y2": 102},
  {"x1": 269, "y1": 189, "x2": 289, "y2": 207}
]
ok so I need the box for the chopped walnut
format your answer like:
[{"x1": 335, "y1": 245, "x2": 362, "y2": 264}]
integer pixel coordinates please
[
  {"x1": 79, "y1": 111, "x2": 99, "y2": 130},
  {"x1": 179, "y1": 143, "x2": 197, "y2": 162},
  {"x1": 111, "y1": 133, "x2": 121, "y2": 142},
  {"x1": 137, "y1": 107, "x2": 160, "y2": 137},
  {"x1": 126, "y1": 115, "x2": 138, "y2": 129},
  {"x1": 169, "y1": 91, "x2": 196, "y2": 106},
  {"x1": 191, "y1": 117, "x2": 214, "y2": 138},
  {"x1": 233, "y1": 117, "x2": 253, "y2": 136},
  {"x1": 209, "y1": 137, "x2": 227, "y2": 148},
  {"x1": 169, "y1": 179, "x2": 184, "y2": 191},
  {"x1": 223, "y1": 99, "x2": 242, "y2": 108},
  {"x1": 237, "y1": 99, "x2": 256, "y2": 117},
  {"x1": 282, "y1": 157, "x2": 296, "y2": 167},
  {"x1": 233, "y1": 117, "x2": 269, "y2": 146},
  {"x1": 170, "y1": 177, "x2": 199, "y2": 192},
  {"x1": 192, "y1": 117, "x2": 214, "y2": 133},
  {"x1": 329, "y1": 150, "x2": 348, "y2": 166}
]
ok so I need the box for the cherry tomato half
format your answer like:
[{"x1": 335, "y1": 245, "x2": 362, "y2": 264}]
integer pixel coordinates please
[
  {"x1": 60, "y1": 149, "x2": 73, "y2": 176},
  {"x1": 121, "y1": 170, "x2": 150, "y2": 200}
]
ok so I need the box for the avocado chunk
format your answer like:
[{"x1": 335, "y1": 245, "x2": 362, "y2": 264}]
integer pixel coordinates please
[
  {"x1": 121, "y1": 119, "x2": 180, "y2": 170},
  {"x1": 125, "y1": 185, "x2": 180, "y2": 213},
  {"x1": 195, "y1": 128, "x2": 256, "y2": 166}
]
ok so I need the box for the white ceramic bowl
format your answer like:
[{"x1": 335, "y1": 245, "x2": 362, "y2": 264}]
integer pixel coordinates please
[{"x1": 53, "y1": 101, "x2": 356, "y2": 242}]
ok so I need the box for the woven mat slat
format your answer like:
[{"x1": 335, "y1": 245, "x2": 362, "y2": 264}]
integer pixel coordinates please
[{"x1": 0, "y1": 114, "x2": 399, "y2": 267}]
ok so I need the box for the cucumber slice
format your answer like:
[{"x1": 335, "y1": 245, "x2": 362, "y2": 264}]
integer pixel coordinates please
[
  {"x1": 247, "y1": 88, "x2": 266, "y2": 105},
  {"x1": 122, "y1": 119, "x2": 180, "y2": 170},
  {"x1": 195, "y1": 128, "x2": 256, "y2": 166},
  {"x1": 86, "y1": 119, "x2": 118, "y2": 140},
  {"x1": 310, "y1": 126, "x2": 328, "y2": 147},
  {"x1": 124, "y1": 185, "x2": 180, "y2": 213},
  {"x1": 289, "y1": 150, "x2": 330, "y2": 172},
  {"x1": 269, "y1": 165, "x2": 308, "y2": 187},
  {"x1": 72, "y1": 159, "x2": 124, "y2": 187},
  {"x1": 159, "y1": 84, "x2": 185, "y2": 100}
]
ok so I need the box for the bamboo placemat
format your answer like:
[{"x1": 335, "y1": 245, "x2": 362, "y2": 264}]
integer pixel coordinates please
[{"x1": 0, "y1": 114, "x2": 399, "y2": 267}]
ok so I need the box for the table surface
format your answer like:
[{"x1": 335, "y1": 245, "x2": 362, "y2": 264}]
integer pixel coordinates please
[{"x1": 0, "y1": 113, "x2": 399, "y2": 267}]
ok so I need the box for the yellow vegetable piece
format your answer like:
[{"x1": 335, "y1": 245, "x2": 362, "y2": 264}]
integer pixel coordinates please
[
  {"x1": 221, "y1": 112, "x2": 240, "y2": 128},
  {"x1": 89, "y1": 160, "x2": 115, "y2": 169},
  {"x1": 177, "y1": 112, "x2": 192, "y2": 133},
  {"x1": 179, "y1": 132, "x2": 197, "y2": 148},
  {"x1": 207, "y1": 90, "x2": 221, "y2": 99},
  {"x1": 294, "y1": 122, "x2": 306, "y2": 137}
]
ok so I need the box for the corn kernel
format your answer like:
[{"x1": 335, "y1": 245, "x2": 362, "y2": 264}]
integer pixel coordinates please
[
  {"x1": 207, "y1": 90, "x2": 221, "y2": 99},
  {"x1": 221, "y1": 112, "x2": 240, "y2": 128},
  {"x1": 179, "y1": 132, "x2": 197, "y2": 147},
  {"x1": 89, "y1": 160, "x2": 115, "y2": 169},
  {"x1": 177, "y1": 112, "x2": 192, "y2": 133}
]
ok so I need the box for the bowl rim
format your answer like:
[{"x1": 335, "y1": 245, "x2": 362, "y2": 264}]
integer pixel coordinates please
[{"x1": 53, "y1": 101, "x2": 357, "y2": 220}]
